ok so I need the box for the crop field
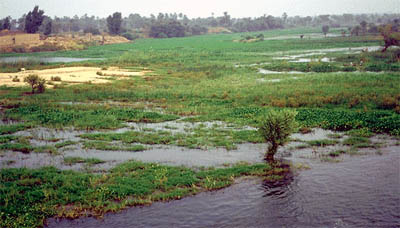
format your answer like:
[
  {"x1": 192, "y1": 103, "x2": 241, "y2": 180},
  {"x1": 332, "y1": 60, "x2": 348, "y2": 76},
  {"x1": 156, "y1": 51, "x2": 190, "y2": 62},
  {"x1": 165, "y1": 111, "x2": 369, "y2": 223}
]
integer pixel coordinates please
[{"x1": 0, "y1": 27, "x2": 399, "y2": 227}]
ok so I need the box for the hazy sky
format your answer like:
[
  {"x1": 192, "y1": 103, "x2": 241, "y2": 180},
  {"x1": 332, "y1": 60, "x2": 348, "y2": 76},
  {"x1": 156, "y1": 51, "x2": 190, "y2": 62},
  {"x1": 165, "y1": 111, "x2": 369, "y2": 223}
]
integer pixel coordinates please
[{"x1": 1, "y1": 0, "x2": 399, "y2": 19}]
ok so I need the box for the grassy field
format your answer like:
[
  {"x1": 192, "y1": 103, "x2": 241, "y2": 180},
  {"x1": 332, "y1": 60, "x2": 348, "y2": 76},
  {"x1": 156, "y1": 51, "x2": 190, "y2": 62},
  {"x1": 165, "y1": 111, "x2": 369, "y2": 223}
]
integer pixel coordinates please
[{"x1": 0, "y1": 27, "x2": 399, "y2": 227}]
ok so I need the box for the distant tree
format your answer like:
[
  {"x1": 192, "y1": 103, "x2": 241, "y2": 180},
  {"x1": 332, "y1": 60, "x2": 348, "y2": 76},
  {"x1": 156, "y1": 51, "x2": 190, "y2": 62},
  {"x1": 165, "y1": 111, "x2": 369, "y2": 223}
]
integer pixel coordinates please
[
  {"x1": 1, "y1": 17, "x2": 11, "y2": 30},
  {"x1": 107, "y1": 12, "x2": 122, "y2": 35},
  {"x1": 360, "y1": 20, "x2": 367, "y2": 35},
  {"x1": 24, "y1": 6, "x2": 45, "y2": 33},
  {"x1": 322, "y1": 25, "x2": 329, "y2": 37},
  {"x1": 368, "y1": 23, "x2": 379, "y2": 34},
  {"x1": 351, "y1": 25, "x2": 361, "y2": 36},
  {"x1": 149, "y1": 20, "x2": 185, "y2": 38},
  {"x1": 380, "y1": 24, "x2": 400, "y2": 52},
  {"x1": 43, "y1": 19, "x2": 52, "y2": 35},
  {"x1": 83, "y1": 26, "x2": 101, "y2": 35},
  {"x1": 282, "y1": 12, "x2": 288, "y2": 24}
]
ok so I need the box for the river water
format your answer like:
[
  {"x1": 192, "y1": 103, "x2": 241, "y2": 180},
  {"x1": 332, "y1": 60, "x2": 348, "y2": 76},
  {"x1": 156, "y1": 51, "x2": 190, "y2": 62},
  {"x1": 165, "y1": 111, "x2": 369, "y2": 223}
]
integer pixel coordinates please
[{"x1": 48, "y1": 145, "x2": 400, "y2": 228}]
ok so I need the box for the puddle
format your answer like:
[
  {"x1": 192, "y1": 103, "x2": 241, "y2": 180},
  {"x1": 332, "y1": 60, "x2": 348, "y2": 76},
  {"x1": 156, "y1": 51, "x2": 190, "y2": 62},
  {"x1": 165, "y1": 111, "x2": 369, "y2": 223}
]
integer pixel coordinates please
[
  {"x1": 257, "y1": 77, "x2": 299, "y2": 83},
  {"x1": 258, "y1": 69, "x2": 304, "y2": 75},
  {"x1": 13, "y1": 127, "x2": 88, "y2": 142},
  {"x1": 289, "y1": 57, "x2": 333, "y2": 63}
]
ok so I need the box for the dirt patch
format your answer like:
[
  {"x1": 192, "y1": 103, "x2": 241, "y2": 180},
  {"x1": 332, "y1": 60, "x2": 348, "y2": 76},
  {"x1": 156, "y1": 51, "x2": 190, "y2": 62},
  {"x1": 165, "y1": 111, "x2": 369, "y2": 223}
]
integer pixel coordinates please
[{"x1": 0, "y1": 67, "x2": 150, "y2": 87}]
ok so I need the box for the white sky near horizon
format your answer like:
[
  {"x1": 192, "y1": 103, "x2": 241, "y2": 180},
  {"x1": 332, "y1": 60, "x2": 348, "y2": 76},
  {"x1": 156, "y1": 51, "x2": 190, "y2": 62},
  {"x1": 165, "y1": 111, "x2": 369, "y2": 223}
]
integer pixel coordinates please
[{"x1": 0, "y1": 0, "x2": 399, "y2": 19}]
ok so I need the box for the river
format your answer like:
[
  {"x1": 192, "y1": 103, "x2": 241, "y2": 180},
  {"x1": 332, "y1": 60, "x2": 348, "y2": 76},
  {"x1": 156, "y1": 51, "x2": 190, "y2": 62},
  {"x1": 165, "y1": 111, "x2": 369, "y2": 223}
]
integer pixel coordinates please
[{"x1": 47, "y1": 145, "x2": 399, "y2": 228}]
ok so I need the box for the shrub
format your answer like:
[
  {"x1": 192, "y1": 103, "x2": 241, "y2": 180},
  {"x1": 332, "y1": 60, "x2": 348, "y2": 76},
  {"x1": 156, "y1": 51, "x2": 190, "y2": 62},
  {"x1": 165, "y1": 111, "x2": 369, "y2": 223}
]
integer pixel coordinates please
[
  {"x1": 121, "y1": 32, "x2": 138, "y2": 41},
  {"x1": 23, "y1": 74, "x2": 46, "y2": 94},
  {"x1": 12, "y1": 76, "x2": 20, "y2": 82},
  {"x1": 257, "y1": 109, "x2": 298, "y2": 161},
  {"x1": 31, "y1": 43, "x2": 61, "y2": 52},
  {"x1": 50, "y1": 76, "x2": 61, "y2": 81},
  {"x1": 11, "y1": 45, "x2": 27, "y2": 53}
]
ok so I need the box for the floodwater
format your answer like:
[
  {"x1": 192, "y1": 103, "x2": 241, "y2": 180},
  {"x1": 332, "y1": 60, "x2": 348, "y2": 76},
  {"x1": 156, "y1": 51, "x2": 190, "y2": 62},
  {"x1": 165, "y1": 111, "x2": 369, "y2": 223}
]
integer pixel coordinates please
[
  {"x1": 0, "y1": 56, "x2": 104, "y2": 63},
  {"x1": 48, "y1": 142, "x2": 400, "y2": 228}
]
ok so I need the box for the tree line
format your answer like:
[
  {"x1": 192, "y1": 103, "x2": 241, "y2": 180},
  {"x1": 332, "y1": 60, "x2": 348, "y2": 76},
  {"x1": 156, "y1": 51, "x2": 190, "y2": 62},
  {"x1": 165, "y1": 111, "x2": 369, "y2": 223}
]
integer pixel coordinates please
[{"x1": 1, "y1": 6, "x2": 399, "y2": 40}]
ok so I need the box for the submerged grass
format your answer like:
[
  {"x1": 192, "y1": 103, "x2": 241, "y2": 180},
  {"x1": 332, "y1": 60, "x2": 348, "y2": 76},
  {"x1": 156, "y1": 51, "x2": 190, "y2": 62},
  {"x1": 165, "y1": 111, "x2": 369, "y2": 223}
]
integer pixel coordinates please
[
  {"x1": 0, "y1": 161, "x2": 272, "y2": 227},
  {"x1": 80, "y1": 126, "x2": 263, "y2": 150},
  {"x1": 63, "y1": 157, "x2": 106, "y2": 166}
]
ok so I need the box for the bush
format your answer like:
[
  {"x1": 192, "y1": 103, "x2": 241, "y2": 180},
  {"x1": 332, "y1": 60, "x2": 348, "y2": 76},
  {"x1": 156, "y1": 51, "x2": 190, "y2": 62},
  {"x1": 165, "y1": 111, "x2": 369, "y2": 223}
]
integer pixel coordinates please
[
  {"x1": 83, "y1": 27, "x2": 101, "y2": 35},
  {"x1": 121, "y1": 32, "x2": 138, "y2": 41},
  {"x1": 12, "y1": 76, "x2": 20, "y2": 82},
  {"x1": 50, "y1": 76, "x2": 61, "y2": 81},
  {"x1": 23, "y1": 74, "x2": 46, "y2": 94},
  {"x1": 31, "y1": 43, "x2": 61, "y2": 52},
  {"x1": 257, "y1": 109, "x2": 298, "y2": 161},
  {"x1": 11, "y1": 45, "x2": 27, "y2": 53}
]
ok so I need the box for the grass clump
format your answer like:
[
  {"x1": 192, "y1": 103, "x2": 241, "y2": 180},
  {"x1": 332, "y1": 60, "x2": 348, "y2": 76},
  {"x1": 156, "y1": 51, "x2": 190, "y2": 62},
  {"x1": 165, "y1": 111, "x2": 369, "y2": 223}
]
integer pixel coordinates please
[
  {"x1": 80, "y1": 126, "x2": 262, "y2": 151},
  {"x1": 54, "y1": 141, "x2": 77, "y2": 148},
  {"x1": 0, "y1": 123, "x2": 31, "y2": 135},
  {"x1": 306, "y1": 139, "x2": 339, "y2": 147},
  {"x1": 64, "y1": 157, "x2": 105, "y2": 166},
  {"x1": 82, "y1": 141, "x2": 146, "y2": 152}
]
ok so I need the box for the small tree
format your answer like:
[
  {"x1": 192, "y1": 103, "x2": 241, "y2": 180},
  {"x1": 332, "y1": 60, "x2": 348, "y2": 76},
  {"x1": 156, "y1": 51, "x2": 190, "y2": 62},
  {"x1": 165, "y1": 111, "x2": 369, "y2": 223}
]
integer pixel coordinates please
[
  {"x1": 24, "y1": 74, "x2": 46, "y2": 94},
  {"x1": 322, "y1": 25, "x2": 329, "y2": 37},
  {"x1": 258, "y1": 109, "x2": 298, "y2": 161}
]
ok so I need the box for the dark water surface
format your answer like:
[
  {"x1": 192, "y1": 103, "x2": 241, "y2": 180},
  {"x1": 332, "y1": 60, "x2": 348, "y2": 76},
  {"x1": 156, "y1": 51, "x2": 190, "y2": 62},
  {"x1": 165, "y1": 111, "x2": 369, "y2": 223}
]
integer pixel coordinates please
[{"x1": 48, "y1": 147, "x2": 400, "y2": 228}]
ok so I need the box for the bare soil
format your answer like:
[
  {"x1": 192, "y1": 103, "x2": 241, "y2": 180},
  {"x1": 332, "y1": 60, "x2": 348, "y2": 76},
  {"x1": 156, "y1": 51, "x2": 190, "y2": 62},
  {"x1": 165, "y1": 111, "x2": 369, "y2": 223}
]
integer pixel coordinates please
[{"x1": 0, "y1": 67, "x2": 149, "y2": 87}]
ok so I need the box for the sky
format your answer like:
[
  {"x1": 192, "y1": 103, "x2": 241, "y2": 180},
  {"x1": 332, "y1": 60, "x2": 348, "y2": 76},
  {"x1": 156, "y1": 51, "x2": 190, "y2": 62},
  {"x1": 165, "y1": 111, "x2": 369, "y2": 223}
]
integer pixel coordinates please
[{"x1": 1, "y1": 0, "x2": 399, "y2": 19}]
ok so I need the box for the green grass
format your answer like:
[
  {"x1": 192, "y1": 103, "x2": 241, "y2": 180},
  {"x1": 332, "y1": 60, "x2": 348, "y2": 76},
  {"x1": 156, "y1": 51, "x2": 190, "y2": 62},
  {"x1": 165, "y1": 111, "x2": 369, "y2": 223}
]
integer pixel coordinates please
[
  {"x1": 80, "y1": 126, "x2": 263, "y2": 150},
  {"x1": 0, "y1": 123, "x2": 31, "y2": 135},
  {"x1": 4, "y1": 104, "x2": 179, "y2": 130},
  {"x1": 54, "y1": 141, "x2": 77, "y2": 149},
  {"x1": 306, "y1": 139, "x2": 339, "y2": 147},
  {"x1": 0, "y1": 161, "x2": 272, "y2": 227}
]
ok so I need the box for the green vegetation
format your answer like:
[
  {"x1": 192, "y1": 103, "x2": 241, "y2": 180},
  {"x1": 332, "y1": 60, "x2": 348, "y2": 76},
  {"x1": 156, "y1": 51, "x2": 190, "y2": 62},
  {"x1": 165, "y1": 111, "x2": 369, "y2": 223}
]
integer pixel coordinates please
[
  {"x1": 82, "y1": 141, "x2": 146, "y2": 152},
  {"x1": 0, "y1": 161, "x2": 272, "y2": 227},
  {"x1": 81, "y1": 126, "x2": 262, "y2": 150},
  {"x1": 4, "y1": 104, "x2": 179, "y2": 130},
  {"x1": 0, "y1": 123, "x2": 31, "y2": 135},
  {"x1": 23, "y1": 74, "x2": 46, "y2": 94},
  {"x1": 0, "y1": 28, "x2": 398, "y2": 227},
  {"x1": 257, "y1": 109, "x2": 298, "y2": 160},
  {"x1": 306, "y1": 139, "x2": 339, "y2": 147},
  {"x1": 63, "y1": 157, "x2": 106, "y2": 166}
]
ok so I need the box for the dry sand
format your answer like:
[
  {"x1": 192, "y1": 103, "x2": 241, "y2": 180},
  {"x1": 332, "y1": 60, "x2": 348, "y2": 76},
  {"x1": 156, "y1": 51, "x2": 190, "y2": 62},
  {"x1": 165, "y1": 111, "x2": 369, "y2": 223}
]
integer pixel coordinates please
[{"x1": 0, "y1": 67, "x2": 148, "y2": 87}]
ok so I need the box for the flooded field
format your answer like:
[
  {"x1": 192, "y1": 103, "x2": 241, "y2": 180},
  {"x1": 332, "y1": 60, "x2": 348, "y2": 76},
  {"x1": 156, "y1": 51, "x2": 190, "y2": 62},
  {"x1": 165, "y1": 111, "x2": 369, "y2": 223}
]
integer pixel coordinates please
[{"x1": 47, "y1": 137, "x2": 400, "y2": 228}]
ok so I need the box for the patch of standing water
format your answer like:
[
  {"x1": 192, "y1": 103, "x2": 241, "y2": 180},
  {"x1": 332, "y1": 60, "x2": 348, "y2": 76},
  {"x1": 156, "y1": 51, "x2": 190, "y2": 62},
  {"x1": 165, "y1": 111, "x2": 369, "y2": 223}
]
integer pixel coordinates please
[
  {"x1": 48, "y1": 143, "x2": 400, "y2": 228},
  {"x1": 0, "y1": 57, "x2": 105, "y2": 63},
  {"x1": 258, "y1": 69, "x2": 304, "y2": 75}
]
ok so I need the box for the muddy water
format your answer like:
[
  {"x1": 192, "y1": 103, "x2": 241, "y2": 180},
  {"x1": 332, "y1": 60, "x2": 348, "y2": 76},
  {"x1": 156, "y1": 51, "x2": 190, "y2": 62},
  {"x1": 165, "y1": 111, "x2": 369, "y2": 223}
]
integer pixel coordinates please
[{"x1": 48, "y1": 145, "x2": 400, "y2": 228}]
